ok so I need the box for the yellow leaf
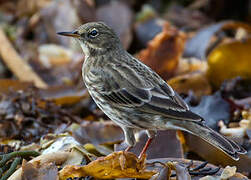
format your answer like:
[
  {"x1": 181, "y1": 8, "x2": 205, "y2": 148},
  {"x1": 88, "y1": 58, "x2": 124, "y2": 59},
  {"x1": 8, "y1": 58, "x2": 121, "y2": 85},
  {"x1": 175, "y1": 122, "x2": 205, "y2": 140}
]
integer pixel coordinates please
[
  {"x1": 59, "y1": 151, "x2": 156, "y2": 179},
  {"x1": 207, "y1": 38, "x2": 251, "y2": 87}
]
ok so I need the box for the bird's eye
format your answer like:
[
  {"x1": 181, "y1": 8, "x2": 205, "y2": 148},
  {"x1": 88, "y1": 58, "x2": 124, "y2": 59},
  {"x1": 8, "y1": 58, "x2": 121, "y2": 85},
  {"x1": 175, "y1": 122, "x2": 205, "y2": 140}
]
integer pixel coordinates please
[{"x1": 88, "y1": 29, "x2": 98, "y2": 38}]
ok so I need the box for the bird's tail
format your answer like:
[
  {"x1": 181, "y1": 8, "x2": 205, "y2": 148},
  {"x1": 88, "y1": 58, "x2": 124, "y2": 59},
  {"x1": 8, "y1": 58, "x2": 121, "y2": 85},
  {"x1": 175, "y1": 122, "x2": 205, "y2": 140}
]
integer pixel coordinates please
[{"x1": 178, "y1": 121, "x2": 246, "y2": 160}]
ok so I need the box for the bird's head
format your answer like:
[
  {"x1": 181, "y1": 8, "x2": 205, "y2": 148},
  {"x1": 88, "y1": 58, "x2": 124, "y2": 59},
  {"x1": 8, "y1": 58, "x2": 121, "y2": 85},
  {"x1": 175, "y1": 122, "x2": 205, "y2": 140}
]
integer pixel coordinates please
[{"x1": 57, "y1": 22, "x2": 122, "y2": 56}]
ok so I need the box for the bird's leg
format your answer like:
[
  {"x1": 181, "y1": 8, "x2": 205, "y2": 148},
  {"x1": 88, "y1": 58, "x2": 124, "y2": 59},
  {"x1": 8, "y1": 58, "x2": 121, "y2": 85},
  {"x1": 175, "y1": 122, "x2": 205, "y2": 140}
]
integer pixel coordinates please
[
  {"x1": 139, "y1": 130, "x2": 157, "y2": 159},
  {"x1": 122, "y1": 127, "x2": 136, "y2": 152},
  {"x1": 138, "y1": 137, "x2": 153, "y2": 158},
  {"x1": 125, "y1": 146, "x2": 132, "y2": 152}
]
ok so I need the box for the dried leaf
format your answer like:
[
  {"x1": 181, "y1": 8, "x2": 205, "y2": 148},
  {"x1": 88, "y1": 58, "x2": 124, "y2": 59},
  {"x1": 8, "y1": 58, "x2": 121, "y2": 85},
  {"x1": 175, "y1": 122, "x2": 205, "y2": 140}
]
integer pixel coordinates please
[
  {"x1": 199, "y1": 166, "x2": 239, "y2": 180},
  {"x1": 184, "y1": 22, "x2": 225, "y2": 59},
  {"x1": 152, "y1": 165, "x2": 171, "y2": 180},
  {"x1": 207, "y1": 38, "x2": 251, "y2": 87},
  {"x1": 168, "y1": 71, "x2": 212, "y2": 97},
  {"x1": 219, "y1": 120, "x2": 248, "y2": 138},
  {"x1": 0, "y1": 90, "x2": 77, "y2": 142},
  {"x1": 175, "y1": 58, "x2": 208, "y2": 75},
  {"x1": 147, "y1": 158, "x2": 222, "y2": 180},
  {"x1": 189, "y1": 91, "x2": 230, "y2": 130},
  {"x1": 9, "y1": 152, "x2": 70, "y2": 180},
  {"x1": 184, "y1": 21, "x2": 251, "y2": 59},
  {"x1": 73, "y1": 121, "x2": 123, "y2": 146},
  {"x1": 0, "y1": 79, "x2": 33, "y2": 95},
  {"x1": 172, "y1": 162, "x2": 191, "y2": 180},
  {"x1": 137, "y1": 22, "x2": 186, "y2": 80},
  {"x1": 39, "y1": 85, "x2": 88, "y2": 106},
  {"x1": 41, "y1": 136, "x2": 81, "y2": 154},
  {"x1": 221, "y1": 77, "x2": 251, "y2": 100},
  {"x1": 220, "y1": 166, "x2": 236, "y2": 179},
  {"x1": 21, "y1": 161, "x2": 58, "y2": 180},
  {"x1": 59, "y1": 151, "x2": 156, "y2": 179},
  {"x1": 182, "y1": 132, "x2": 251, "y2": 172},
  {"x1": 38, "y1": 44, "x2": 74, "y2": 68},
  {"x1": 0, "y1": 28, "x2": 47, "y2": 88}
]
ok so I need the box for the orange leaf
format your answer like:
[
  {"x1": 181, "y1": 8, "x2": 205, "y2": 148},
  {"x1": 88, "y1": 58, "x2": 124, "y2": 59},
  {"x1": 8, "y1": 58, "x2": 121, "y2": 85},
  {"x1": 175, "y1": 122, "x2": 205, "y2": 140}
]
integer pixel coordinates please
[
  {"x1": 59, "y1": 151, "x2": 156, "y2": 179},
  {"x1": 137, "y1": 22, "x2": 186, "y2": 80}
]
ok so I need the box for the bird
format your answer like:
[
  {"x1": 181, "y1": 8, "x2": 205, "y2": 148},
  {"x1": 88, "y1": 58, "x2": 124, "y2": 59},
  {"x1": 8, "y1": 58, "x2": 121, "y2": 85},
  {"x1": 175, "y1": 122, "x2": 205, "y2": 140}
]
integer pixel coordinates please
[{"x1": 57, "y1": 22, "x2": 246, "y2": 160}]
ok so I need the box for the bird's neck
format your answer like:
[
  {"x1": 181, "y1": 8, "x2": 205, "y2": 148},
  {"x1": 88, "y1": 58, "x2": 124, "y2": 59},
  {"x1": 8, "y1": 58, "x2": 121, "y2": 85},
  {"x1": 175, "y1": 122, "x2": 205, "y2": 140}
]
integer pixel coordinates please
[
  {"x1": 82, "y1": 48, "x2": 125, "y2": 76},
  {"x1": 81, "y1": 43, "x2": 123, "y2": 58}
]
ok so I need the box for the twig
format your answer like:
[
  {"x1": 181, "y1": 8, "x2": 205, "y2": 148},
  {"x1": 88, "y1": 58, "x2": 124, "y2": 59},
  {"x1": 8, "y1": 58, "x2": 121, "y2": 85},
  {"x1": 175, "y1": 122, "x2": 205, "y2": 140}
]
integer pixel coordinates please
[{"x1": 0, "y1": 28, "x2": 48, "y2": 88}]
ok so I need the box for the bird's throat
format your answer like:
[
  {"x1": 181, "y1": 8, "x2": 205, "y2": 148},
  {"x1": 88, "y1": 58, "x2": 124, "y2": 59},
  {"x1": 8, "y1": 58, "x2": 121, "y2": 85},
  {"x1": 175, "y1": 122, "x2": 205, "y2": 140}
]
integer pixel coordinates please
[{"x1": 79, "y1": 41, "x2": 90, "y2": 58}]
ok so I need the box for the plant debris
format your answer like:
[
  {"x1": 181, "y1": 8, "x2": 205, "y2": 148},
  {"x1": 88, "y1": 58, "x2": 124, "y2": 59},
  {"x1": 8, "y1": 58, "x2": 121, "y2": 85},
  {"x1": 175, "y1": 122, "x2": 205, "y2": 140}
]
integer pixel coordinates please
[{"x1": 0, "y1": 0, "x2": 250, "y2": 179}]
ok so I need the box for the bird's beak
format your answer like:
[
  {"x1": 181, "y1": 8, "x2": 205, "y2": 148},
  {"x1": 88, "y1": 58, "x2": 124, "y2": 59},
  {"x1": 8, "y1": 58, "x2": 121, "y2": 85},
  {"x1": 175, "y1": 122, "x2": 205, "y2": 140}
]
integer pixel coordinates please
[{"x1": 57, "y1": 30, "x2": 80, "y2": 38}]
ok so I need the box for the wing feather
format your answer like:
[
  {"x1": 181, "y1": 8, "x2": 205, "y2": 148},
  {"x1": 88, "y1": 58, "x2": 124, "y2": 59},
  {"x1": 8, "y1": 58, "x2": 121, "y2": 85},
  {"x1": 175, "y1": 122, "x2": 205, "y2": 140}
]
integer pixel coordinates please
[{"x1": 90, "y1": 63, "x2": 202, "y2": 122}]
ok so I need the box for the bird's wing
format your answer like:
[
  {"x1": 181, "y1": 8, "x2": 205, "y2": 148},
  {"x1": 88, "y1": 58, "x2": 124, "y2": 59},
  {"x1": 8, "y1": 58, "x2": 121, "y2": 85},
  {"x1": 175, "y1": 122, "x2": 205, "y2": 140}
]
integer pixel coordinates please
[{"x1": 89, "y1": 62, "x2": 203, "y2": 122}]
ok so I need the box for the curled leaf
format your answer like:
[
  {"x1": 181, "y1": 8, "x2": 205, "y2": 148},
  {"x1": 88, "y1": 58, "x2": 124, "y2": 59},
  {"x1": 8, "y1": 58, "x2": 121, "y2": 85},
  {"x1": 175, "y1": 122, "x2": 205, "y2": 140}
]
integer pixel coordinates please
[
  {"x1": 137, "y1": 22, "x2": 186, "y2": 80},
  {"x1": 168, "y1": 71, "x2": 212, "y2": 97},
  {"x1": 59, "y1": 151, "x2": 156, "y2": 179},
  {"x1": 220, "y1": 166, "x2": 236, "y2": 179},
  {"x1": 207, "y1": 38, "x2": 251, "y2": 87}
]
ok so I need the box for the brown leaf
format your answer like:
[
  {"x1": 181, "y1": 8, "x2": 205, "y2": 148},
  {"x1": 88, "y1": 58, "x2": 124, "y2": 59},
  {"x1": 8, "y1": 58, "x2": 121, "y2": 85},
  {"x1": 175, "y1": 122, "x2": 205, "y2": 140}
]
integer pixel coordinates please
[
  {"x1": 153, "y1": 165, "x2": 171, "y2": 180},
  {"x1": 9, "y1": 152, "x2": 70, "y2": 180},
  {"x1": 152, "y1": 161, "x2": 191, "y2": 180},
  {"x1": 0, "y1": 79, "x2": 33, "y2": 95},
  {"x1": 0, "y1": 89, "x2": 77, "y2": 142},
  {"x1": 21, "y1": 161, "x2": 58, "y2": 180},
  {"x1": 73, "y1": 121, "x2": 123, "y2": 145},
  {"x1": 39, "y1": 85, "x2": 88, "y2": 106},
  {"x1": 38, "y1": 44, "x2": 74, "y2": 68},
  {"x1": 137, "y1": 22, "x2": 186, "y2": 80},
  {"x1": 59, "y1": 151, "x2": 156, "y2": 179},
  {"x1": 171, "y1": 162, "x2": 191, "y2": 180},
  {"x1": 147, "y1": 158, "x2": 221, "y2": 180}
]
